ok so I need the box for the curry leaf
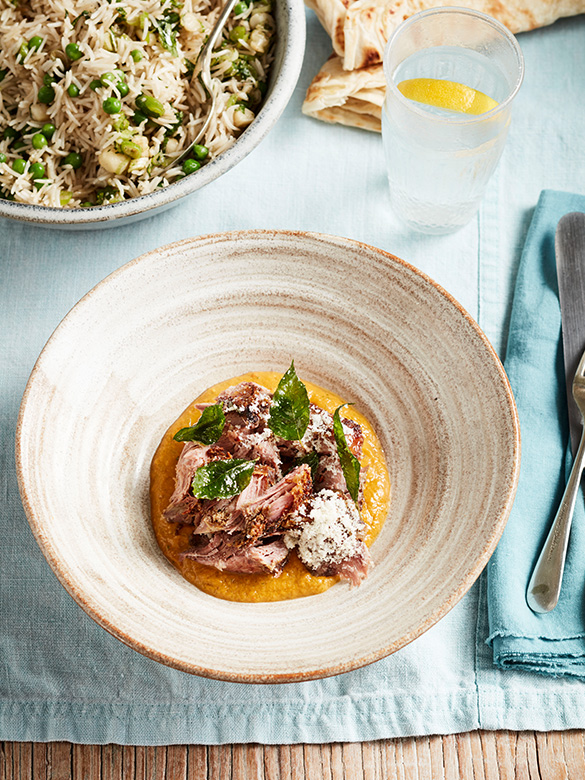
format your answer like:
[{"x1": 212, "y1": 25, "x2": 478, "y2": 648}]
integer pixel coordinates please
[
  {"x1": 333, "y1": 405, "x2": 361, "y2": 506},
  {"x1": 191, "y1": 458, "x2": 256, "y2": 499},
  {"x1": 268, "y1": 361, "x2": 310, "y2": 440},
  {"x1": 173, "y1": 404, "x2": 225, "y2": 444}
]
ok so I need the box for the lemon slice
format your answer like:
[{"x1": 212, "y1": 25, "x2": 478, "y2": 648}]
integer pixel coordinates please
[{"x1": 397, "y1": 78, "x2": 498, "y2": 115}]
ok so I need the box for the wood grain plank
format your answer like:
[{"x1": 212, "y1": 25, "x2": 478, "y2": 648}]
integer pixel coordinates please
[
  {"x1": 562, "y1": 731, "x2": 585, "y2": 779},
  {"x1": 5, "y1": 731, "x2": 585, "y2": 780},
  {"x1": 32, "y1": 743, "x2": 48, "y2": 780},
  {"x1": 72, "y1": 744, "x2": 101, "y2": 780},
  {"x1": 288, "y1": 745, "x2": 304, "y2": 780},
  {"x1": 165, "y1": 746, "x2": 187, "y2": 780},
  {"x1": 135, "y1": 746, "x2": 167, "y2": 780},
  {"x1": 495, "y1": 732, "x2": 517, "y2": 780},
  {"x1": 329, "y1": 743, "x2": 344, "y2": 780},
  {"x1": 438, "y1": 734, "x2": 460, "y2": 780},
  {"x1": 262, "y1": 745, "x2": 281, "y2": 780},
  {"x1": 186, "y1": 745, "x2": 207, "y2": 780},
  {"x1": 302, "y1": 745, "x2": 323, "y2": 780},
  {"x1": 47, "y1": 742, "x2": 73, "y2": 780},
  {"x1": 361, "y1": 740, "x2": 382, "y2": 780}
]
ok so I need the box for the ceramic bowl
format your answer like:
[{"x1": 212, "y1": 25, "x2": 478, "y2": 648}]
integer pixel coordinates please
[
  {"x1": 0, "y1": 0, "x2": 305, "y2": 230},
  {"x1": 16, "y1": 231, "x2": 520, "y2": 682}
]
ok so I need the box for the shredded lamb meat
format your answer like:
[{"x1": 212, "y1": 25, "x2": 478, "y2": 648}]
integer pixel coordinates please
[{"x1": 163, "y1": 381, "x2": 372, "y2": 585}]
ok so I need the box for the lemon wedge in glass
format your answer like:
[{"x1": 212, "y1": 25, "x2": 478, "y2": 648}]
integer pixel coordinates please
[{"x1": 397, "y1": 78, "x2": 498, "y2": 115}]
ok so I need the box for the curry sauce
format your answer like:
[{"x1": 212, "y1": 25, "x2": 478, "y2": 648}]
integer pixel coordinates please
[{"x1": 149, "y1": 371, "x2": 390, "y2": 602}]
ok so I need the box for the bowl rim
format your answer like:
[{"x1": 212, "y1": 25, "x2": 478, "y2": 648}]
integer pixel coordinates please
[
  {"x1": 0, "y1": 0, "x2": 306, "y2": 226},
  {"x1": 15, "y1": 229, "x2": 521, "y2": 682}
]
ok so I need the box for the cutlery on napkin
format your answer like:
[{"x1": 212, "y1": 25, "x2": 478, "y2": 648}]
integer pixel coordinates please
[
  {"x1": 526, "y1": 213, "x2": 585, "y2": 614},
  {"x1": 487, "y1": 190, "x2": 585, "y2": 677}
]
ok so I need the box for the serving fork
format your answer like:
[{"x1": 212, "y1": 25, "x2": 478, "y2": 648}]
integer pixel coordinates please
[
  {"x1": 527, "y1": 346, "x2": 585, "y2": 613},
  {"x1": 160, "y1": 0, "x2": 238, "y2": 172}
]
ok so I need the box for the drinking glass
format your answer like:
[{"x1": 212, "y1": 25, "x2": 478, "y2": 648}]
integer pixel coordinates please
[{"x1": 382, "y1": 7, "x2": 524, "y2": 234}]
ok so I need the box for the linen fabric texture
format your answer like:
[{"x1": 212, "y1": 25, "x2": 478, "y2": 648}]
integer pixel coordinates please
[{"x1": 3, "y1": 13, "x2": 585, "y2": 744}]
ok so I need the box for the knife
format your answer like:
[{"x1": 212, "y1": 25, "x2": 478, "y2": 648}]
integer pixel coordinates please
[{"x1": 557, "y1": 212, "x2": 585, "y2": 456}]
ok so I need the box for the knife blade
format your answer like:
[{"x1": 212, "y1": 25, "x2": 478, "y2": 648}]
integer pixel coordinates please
[{"x1": 557, "y1": 212, "x2": 585, "y2": 456}]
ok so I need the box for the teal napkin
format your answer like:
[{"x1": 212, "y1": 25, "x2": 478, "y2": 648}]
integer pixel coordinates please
[{"x1": 487, "y1": 189, "x2": 585, "y2": 677}]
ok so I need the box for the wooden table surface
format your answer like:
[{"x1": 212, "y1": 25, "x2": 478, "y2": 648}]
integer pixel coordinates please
[{"x1": 2, "y1": 731, "x2": 585, "y2": 779}]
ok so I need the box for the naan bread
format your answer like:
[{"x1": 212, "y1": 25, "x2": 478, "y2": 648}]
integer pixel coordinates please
[
  {"x1": 305, "y1": 0, "x2": 585, "y2": 70},
  {"x1": 302, "y1": 55, "x2": 385, "y2": 131}
]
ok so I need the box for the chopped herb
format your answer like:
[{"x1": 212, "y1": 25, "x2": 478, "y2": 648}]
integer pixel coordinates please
[
  {"x1": 268, "y1": 361, "x2": 310, "y2": 441},
  {"x1": 332, "y1": 405, "x2": 361, "y2": 506},
  {"x1": 174, "y1": 404, "x2": 226, "y2": 444},
  {"x1": 152, "y1": 10, "x2": 181, "y2": 57},
  {"x1": 191, "y1": 458, "x2": 256, "y2": 499}
]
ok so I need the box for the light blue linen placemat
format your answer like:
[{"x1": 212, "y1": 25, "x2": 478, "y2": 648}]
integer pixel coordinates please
[{"x1": 2, "y1": 11, "x2": 585, "y2": 744}]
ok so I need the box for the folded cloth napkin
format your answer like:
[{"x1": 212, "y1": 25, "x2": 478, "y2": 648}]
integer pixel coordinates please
[{"x1": 487, "y1": 189, "x2": 585, "y2": 677}]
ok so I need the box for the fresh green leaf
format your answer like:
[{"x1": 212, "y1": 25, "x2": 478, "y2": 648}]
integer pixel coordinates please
[
  {"x1": 173, "y1": 404, "x2": 225, "y2": 444},
  {"x1": 191, "y1": 458, "x2": 256, "y2": 499},
  {"x1": 268, "y1": 361, "x2": 310, "y2": 440},
  {"x1": 333, "y1": 405, "x2": 361, "y2": 505}
]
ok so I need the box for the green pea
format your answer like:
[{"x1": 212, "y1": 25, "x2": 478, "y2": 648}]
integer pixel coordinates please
[
  {"x1": 192, "y1": 144, "x2": 209, "y2": 161},
  {"x1": 113, "y1": 69, "x2": 126, "y2": 82},
  {"x1": 67, "y1": 83, "x2": 80, "y2": 98},
  {"x1": 65, "y1": 42, "x2": 83, "y2": 61},
  {"x1": 182, "y1": 158, "x2": 201, "y2": 174},
  {"x1": 234, "y1": 2, "x2": 248, "y2": 13},
  {"x1": 37, "y1": 85, "x2": 55, "y2": 104},
  {"x1": 41, "y1": 123, "x2": 56, "y2": 139},
  {"x1": 32, "y1": 132, "x2": 48, "y2": 150},
  {"x1": 12, "y1": 138, "x2": 26, "y2": 150},
  {"x1": 3, "y1": 127, "x2": 18, "y2": 141},
  {"x1": 229, "y1": 25, "x2": 248, "y2": 42},
  {"x1": 0, "y1": 153, "x2": 6, "y2": 164},
  {"x1": 102, "y1": 97, "x2": 121, "y2": 114},
  {"x1": 43, "y1": 73, "x2": 55, "y2": 87},
  {"x1": 89, "y1": 78, "x2": 102, "y2": 91},
  {"x1": 62, "y1": 151, "x2": 83, "y2": 169},
  {"x1": 28, "y1": 36, "x2": 43, "y2": 50},
  {"x1": 17, "y1": 42, "x2": 29, "y2": 62},
  {"x1": 100, "y1": 71, "x2": 118, "y2": 86},
  {"x1": 135, "y1": 93, "x2": 165, "y2": 118},
  {"x1": 116, "y1": 81, "x2": 129, "y2": 97},
  {"x1": 130, "y1": 49, "x2": 143, "y2": 62},
  {"x1": 12, "y1": 158, "x2": 26, "y2": 174},
  {"x1": 29, "y1": 162, "x2": 45, "y2": 179}
]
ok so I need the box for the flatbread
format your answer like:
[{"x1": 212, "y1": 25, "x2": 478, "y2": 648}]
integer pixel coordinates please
[
  {"x1": 305, "y1": 0, "x2": 585, "y2": 70},
  {"x1": 302, "y1": 55, "x2": 385, "y2": 131}
]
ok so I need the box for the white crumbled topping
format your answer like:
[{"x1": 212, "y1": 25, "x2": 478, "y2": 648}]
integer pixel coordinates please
[
  {"x1": 284, "y1": 490, "x2": 364, "y2": 569},
  {"x1": 244, "y1": 428, "x2": 274, "y2": 445}
]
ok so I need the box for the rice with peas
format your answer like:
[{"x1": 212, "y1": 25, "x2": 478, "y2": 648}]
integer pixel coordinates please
[{"x1": 0, "y1": 0, "x2": 275, "y2": 207}]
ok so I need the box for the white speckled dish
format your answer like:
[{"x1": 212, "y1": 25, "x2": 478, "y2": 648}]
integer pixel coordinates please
[
  {"x1": 16, "y1": 231, "x2": 520, "y2": 682},
  {"x1": 0, "y1": 0, "x2": 305, "y2": 229}
]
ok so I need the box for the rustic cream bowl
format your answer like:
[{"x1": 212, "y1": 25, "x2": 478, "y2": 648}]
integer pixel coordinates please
[{"x1": 16, "y1": 231, "x2": 520, "y2": 682}]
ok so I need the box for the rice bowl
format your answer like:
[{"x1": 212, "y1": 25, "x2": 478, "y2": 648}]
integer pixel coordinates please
[{"x1": 0, "y1": 0, "x2": 304, "y2": 226}]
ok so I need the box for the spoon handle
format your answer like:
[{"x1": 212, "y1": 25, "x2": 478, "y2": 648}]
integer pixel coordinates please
[{"x1": 526, "y1": 428, "x2": 585, "y2": 613}]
